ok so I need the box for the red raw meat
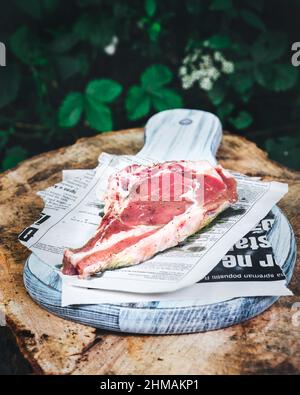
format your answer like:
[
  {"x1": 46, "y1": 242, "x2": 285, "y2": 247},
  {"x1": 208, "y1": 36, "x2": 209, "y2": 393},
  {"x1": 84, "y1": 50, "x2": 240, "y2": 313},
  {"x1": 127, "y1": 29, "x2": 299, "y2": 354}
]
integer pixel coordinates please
[{"x1": 62, "y1": 160, "x2": 237, "y2": 277}]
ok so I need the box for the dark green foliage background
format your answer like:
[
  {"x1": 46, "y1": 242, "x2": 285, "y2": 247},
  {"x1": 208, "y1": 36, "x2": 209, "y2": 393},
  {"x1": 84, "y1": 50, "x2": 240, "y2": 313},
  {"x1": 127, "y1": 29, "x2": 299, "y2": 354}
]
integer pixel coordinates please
[{"x1": 0, "y1": 0, "x2": 300, "y2": 170}]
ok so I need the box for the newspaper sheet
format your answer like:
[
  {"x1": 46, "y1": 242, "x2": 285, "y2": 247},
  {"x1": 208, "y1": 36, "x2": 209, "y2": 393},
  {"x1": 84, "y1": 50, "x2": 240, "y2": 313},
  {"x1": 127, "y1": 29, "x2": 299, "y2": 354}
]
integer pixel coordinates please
[
  {"x1": 19, "y1": 153, "x2": 289, "y2": 294},
  {"x1": 59, "y1": 210, "x2": 291, "y2": 306}
]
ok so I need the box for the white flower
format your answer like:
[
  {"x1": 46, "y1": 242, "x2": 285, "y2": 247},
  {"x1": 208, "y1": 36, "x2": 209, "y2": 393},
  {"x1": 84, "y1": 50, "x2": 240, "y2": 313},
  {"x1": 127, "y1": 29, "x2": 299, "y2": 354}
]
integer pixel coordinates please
[
  {"x1": 200, "y1": 77, "x2": 213, "y2": 91},
  {"x1": 182, "y1": 75, "x2": 193, "y2": 89},
  {"x1": 191, "y1": 69, "x2": 203, "y2": 80},
  {"x1": 201, "y1": 54, "x2": 212, "y2": 66},
  {"x1": 213, "y1": 51, "x2": 224, "y2": 62},
  {"x1": 222, "y1": 60, "x2": 234, "y2": 74},
  {"x1": 179, "y1": 47, "x2": 234, "y2": 91},
  {"x1": 182, "y1": 80, "x2": 191, "y2": 90},
  {"x1": 179, "y1": 66, "x2": 187, "y2": 76},
  {"x1": 104, "y1": 36, "x2": 119, "y2": 56},
  {"x1": 206, "y1": 66, "x2": 220, "y2": 81},
  {"x1": 191, "y1": 52, "x2": 199, "y2": 62},
  {"x1": 183, "y1": 56, "x2": 190, "y2": 65}
]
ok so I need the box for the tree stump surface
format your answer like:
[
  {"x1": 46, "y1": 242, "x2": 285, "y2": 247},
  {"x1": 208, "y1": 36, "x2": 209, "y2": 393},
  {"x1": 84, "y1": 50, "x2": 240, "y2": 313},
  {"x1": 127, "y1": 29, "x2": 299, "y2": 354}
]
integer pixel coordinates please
[{"x1": 0, "y1": 128, "x2": 299, "y2": 375}]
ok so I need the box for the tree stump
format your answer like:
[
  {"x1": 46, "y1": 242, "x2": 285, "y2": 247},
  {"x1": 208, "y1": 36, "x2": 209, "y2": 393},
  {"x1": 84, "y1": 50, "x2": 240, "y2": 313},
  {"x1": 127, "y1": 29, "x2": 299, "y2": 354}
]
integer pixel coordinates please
[{"x1": 0, "y1": 128, "x2": 299, "y2": 375}]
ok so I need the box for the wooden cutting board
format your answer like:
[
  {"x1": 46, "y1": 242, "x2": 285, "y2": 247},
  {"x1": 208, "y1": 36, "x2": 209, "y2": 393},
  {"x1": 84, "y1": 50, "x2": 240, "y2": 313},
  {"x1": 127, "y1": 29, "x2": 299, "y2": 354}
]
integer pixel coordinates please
[
  {"x1": 0, "y1": 115, "x2": 299, "y2": 374},
  {"x1": 23, "y1": 109, "x2": 295, "y2": 334}
]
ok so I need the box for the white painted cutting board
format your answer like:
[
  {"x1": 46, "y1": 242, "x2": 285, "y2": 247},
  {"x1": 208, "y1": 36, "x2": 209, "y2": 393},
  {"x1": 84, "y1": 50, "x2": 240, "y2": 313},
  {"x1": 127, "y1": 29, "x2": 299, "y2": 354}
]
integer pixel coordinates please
[{"x1": 23, "y1": 109, "x2": 296, "y2": 334}]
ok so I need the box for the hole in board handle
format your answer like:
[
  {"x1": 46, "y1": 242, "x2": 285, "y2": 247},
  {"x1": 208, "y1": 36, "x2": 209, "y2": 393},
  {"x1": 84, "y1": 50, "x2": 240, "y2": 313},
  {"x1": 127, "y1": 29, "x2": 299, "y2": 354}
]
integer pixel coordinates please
[{"x1": 179, "y1": 118, "x2": 193, "y2": 125}]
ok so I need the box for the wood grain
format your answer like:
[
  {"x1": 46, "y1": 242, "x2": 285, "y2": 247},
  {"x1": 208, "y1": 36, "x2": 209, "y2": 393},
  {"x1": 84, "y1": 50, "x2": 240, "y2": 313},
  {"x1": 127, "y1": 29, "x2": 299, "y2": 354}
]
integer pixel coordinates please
[{"x1": 0, "y1": 128, "x2": 299, "y2": 375}]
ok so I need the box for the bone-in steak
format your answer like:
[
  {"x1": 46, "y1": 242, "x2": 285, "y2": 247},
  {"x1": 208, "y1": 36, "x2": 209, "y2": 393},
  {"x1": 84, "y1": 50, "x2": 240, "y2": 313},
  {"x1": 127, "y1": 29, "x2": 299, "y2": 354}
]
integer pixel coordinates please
[{"x1": 62, "y1": 160, "x2": 237, "y2": 277}]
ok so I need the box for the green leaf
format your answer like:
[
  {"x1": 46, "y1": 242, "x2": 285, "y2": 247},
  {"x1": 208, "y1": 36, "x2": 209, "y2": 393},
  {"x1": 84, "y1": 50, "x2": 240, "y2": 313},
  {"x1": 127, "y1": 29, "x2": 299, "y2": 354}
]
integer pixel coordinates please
[
  {"x1": 241, "y1": 91, "x2": 252, "y2": 103},
  {"x1": 145, "y1": 0, "x2": 157, "y2": 17},
  {"x1": 251, "y1": 32, "x2": 287, "y2": 63},
  {"x1": 232, "y1": 72, "x2": 254, "y2": 94},
  {"x1": 0, "y1": 63, "x2": 20, "y2": 109},
  {"x1": 113, "y1": 3, "x2": 130, "y2": 18},
  {"x1": 0, "y1": 130, "x2": 10, "y2": 150},
  {"x1": 271, "y1": 65, "x2": 298, "y2": 91},
  {"x1": 141, "y1": 64, "x2": 173, "y2": 89},
  {"x1": 210, "y1": 0, "x2": 233, "y2": 11},
  {"x1": 235, "y1": 61, "x2": 253, "y2": 71},
  {"x1": 56, "y1": 55, "x2": 88, "y2": 80},
  {"x1": 266, "y1": 137, "x2": 300, "y2": 170},
  {"x1": 204, "y1": 35, "x2": 231, "y2": 49},
  {"x1": 73, "y1": 14, "x2": 91, "y2": 39},
  {"x1": 208, "y1": 84, "x2": 226, "y2": 105},
  {"x1": 85, "y1": 100, "x2": 112, "y2": 131},
  {"x1": 58, "y1": 92, "x2": 83, "y2": 128},
  {"x1": 10, "y1": 26, "x2": 47, "y2": 66},
  {"x1": 76, "y1": 53, "x2": 89, "y2": 76},
  {"x1": 85, "y1": 79, "x2": 122, "y2": 103},
  {"x1": 216, "y1": 102, "x2": 234, "y2": 120},
  {"x1": 186, "y1": 0, "x2": 204, "y2": 14},
  {"x1": 126, "y1": 86, "x2": 151, "y2": 120},
  {"x1": 14, "y1": 0, "x2": 58, "y2": 17},
  {"x1": 229, "y1": 111, "x2": 253, "y2": 129},
  {"x1": 240, "y1": 10, "x2": 265, "y2": 31},
  {"x1": 14, "y1": 0, "x2": 42, "y2": 19},
  {"x1": 42, "y1": 0, "x2": 59, "y2": 14},
  {"x1": 244, "y1": 0, "x2": 264, "y2": 12},
  {"x1": 148, "y1": 22, "x2": 161, "y2": 42},
  {"x1": 50, "y1": 32, "x2": 79, "y2": 53},
  {"x1": 73, "y1": 14, "x2": 113, "y2": 47},
  {"x1": 255, "y1": 64, "x2": 298, "y2": 92},
  {"x1": 2, "y1": 146, "x2": 28, "y2": 170},
  {"x1": 152, "y1": 88, "x2": 183, "y2": 111}
]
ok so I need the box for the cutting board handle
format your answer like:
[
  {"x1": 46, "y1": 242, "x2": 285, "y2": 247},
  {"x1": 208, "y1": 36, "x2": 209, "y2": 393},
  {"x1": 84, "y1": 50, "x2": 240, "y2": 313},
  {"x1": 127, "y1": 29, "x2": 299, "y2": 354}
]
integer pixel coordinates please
[{"x1": 138, "y1": 109, "x2": 223, "y2": 165}]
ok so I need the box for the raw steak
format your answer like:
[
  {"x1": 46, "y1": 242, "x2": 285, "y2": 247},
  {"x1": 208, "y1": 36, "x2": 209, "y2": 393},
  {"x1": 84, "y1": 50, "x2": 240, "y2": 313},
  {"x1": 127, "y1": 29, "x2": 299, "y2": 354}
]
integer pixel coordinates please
[{"x1": 62, "y1": 160, "x2": 237, "y2": 277}]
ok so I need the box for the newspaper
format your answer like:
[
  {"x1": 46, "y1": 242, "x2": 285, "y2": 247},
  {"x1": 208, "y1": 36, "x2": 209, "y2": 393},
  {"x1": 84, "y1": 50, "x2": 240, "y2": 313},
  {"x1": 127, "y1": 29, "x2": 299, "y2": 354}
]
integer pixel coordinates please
[
  {"x1": 59, "y1": 211, "x2": 292, "y2": 306},
  {"x1": 19, "y1": 153, "x2": 289, "y2": 294}
]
